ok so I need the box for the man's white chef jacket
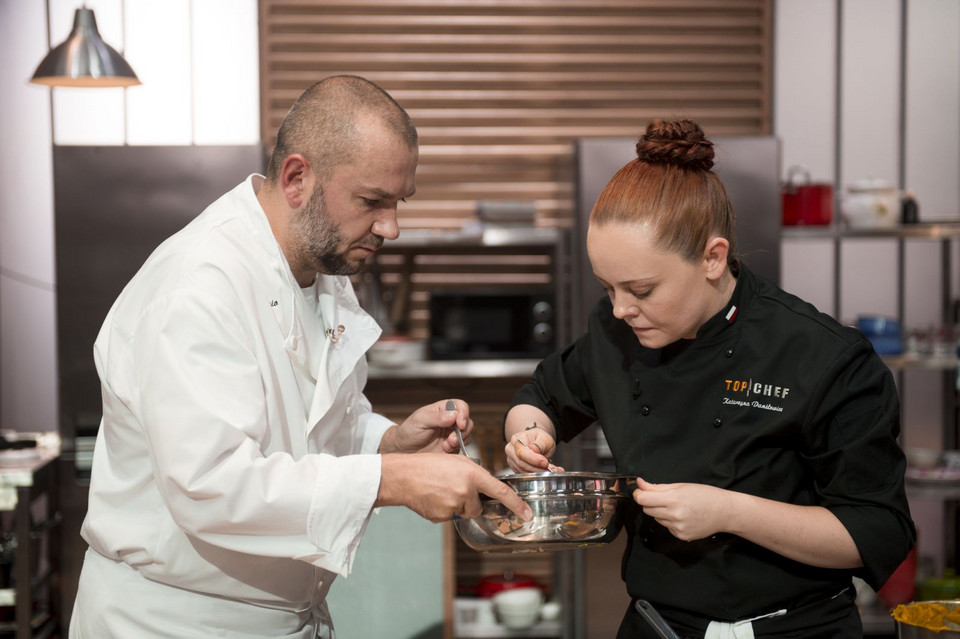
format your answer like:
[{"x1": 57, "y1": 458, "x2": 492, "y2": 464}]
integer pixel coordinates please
[{"x1": 74, "y1": 175, "x2": 393, "y2": 636}]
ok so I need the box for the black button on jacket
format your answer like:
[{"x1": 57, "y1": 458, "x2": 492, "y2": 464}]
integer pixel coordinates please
[{"x1": 510, "y1": 265, "x2": 915, "y2": 624}]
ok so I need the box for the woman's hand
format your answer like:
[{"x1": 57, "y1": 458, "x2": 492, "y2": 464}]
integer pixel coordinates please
[
  {"x1": 631, "y1": 478, "x2": 730, "y2": 541},
  {"x1": 503, "y1": 405, "x2": 564, "y2": 473},
  {"x1": 379, "y1": 399, "x2": 472, "y2": 455},
  {"x1": 504, "y1": 426, "x2": 563, "y2": 473},
  {"x1": 632, "y1": 477, "x2": 863, "y2": 569}
]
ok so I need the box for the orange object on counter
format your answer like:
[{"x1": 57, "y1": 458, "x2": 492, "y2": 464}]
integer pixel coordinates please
[{"x1": 891, "y1": 601, "x2": 960, "y2": 631}]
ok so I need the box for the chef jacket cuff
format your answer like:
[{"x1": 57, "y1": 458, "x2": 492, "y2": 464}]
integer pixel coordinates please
[
  {"x1": 359, "y1": 412, "x2": 394, "y2": 454},
  {"x1": 301, "y1": 453, "x2": 382, "y2": 577}
]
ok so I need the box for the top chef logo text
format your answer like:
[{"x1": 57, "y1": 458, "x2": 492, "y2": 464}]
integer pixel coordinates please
[
  {"x1": 724, "y1": 378, "x2": 790, "y2": 398},
  {"x1": 722, "y1": 378, "x2": 790, "y2": 413}
]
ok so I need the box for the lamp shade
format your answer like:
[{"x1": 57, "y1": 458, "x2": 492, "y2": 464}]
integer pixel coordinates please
[{"x1": 30, "y1": 7, "x2": 140, "y2": 88}]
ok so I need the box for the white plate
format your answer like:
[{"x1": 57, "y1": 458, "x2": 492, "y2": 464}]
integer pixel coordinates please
[
  {"x1": 905, "y1": 467, "x2": 960, "y2": 484},
  {"x1": 0, "y1": 448, "x2": 41, "y2": 467}
]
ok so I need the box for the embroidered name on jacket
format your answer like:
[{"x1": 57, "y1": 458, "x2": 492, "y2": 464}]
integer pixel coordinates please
[{"x1": 722, "y1": 378, "x2": 790, "y2": 412}]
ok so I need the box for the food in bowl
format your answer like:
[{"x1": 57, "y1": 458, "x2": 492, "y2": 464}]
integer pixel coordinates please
[{"x1": 454, "y1": 472, "x2": 632, "y2": 552}]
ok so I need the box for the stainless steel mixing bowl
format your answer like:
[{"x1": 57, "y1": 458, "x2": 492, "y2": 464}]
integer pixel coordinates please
[{"x1": 455, "y1": 472, "x2": 633, "y2": 552}]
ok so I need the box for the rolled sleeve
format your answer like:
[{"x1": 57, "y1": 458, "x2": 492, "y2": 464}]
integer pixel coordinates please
[
  {"x1": 805, "y1": 340, "x2": 916, "y2": 589},
  {"x1": 301, "y1": 453, "x2": 382, "y2": 577},
  {"x1": 358, "y1": 400, "x2": 394, "y2": 455}
]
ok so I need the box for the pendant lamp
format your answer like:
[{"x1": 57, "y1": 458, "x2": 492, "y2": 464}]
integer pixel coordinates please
[{"x1": 30, "y1": 7, "x2": 140, "y2": 88}]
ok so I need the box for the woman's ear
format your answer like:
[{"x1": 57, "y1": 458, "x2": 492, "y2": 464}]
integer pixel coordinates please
[
  {"x1": 702, "y1": 236, "x2": 730, "y2": 281},
  {"x1": 279, "y1": 154, "x2": 311, "y2": 209}
]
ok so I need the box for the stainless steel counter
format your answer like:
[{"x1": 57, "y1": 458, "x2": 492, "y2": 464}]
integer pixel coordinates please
[{"x1": 368, "y1": 359, "x2": 541, "y2": 380}]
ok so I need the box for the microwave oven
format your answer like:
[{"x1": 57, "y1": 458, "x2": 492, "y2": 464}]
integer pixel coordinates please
[{"x1": 428, "y1": 289, "x2": 556, "y2": 360}]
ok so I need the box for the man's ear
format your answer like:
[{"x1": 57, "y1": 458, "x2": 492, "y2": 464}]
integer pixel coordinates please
[
  {"x1": 702, "y1": 236, "x2": 730, "y2": 281},
  {"x1": 279, "y1": 154, "x2": 311, "y2": 209}
]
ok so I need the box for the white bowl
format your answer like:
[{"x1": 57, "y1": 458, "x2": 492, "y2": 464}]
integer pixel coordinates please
[
  {"x1": 497, "y1": 607, "x2": 540, "y2": 630},
  {"x1": 493, "y1": 588, "x2": 543, "y2": 629},
  {"x1": 540, "y1": 601, "x2": 561, "y2": 621},
  {"x1": 366, "y1": 337, "x2": 425, "y2": 368},
  {"x1": 905, "y1": 447, "x2": 941, "y2": 470},
  {"x1": 493, "y1": 587, "x2": 543, "y2": 608}
]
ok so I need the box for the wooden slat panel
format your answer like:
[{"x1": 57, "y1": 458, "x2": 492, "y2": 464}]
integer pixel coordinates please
[{"x1": 260, "y1": 1, "x2": 773, "y2": 233}]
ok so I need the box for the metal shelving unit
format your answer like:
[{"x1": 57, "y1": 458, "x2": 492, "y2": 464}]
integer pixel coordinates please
[
  {"x1": 786, "y1": 222, "x2": 960, "y2": 636},
  {"x1": 0, "y1": 436, "x2": 62, "y2": 639},
  {"x1": 363, "y1": 226, "x2": 576, "y2": 639}
]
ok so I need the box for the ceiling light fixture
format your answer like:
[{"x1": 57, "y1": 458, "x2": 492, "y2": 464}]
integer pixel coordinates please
[{"x1": 30, "y1": 6, "x2": 140, "y2": 88}]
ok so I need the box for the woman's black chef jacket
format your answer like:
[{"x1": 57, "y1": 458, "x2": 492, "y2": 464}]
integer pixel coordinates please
[{"x1": 510, "y1": 265, "x2": 915, "y2": 623}]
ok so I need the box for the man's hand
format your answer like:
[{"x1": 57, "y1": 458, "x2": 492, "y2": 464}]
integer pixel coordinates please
[
  {"x1": 377, "y1": 453, "x2": 534, "y2": 523},
  {"x1": 379, "y1": 399, "x2": 472, "y2": 455}
]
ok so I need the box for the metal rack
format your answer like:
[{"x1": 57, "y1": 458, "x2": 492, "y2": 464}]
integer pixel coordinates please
[
  {"x1": 363, "y1": 226, "x2": 576, "y2": 639},
  {"x1": 0, "y1": 436, "x2": 61, "y2": 639},
  {"x1": 785, "y1": 222, "x2": 960, "y2": 636}
]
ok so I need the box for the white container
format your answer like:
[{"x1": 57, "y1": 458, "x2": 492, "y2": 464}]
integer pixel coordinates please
[
  {"x1": 841, "y1": 178, "x2": 901, "y2": 228},
  {"x1": 905, "y1": 447, "x2": 941, "y2": 470},
  {"x1": 492, "y1": 587, "x2": 543, "y2": 630},
  {"x1": 366, "y1": 336, "x2": 426, "y2": 368}
]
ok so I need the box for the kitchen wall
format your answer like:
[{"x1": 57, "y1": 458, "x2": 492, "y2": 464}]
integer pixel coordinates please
[
  {"x1": 777, "y1": 0, "x2": 959, "y2": 318},
  {"x1": 775, "y1": 0, "x2": 960, "y2": 578},
  {"x1": 0, "y1": 0, "x2": 259, "y2": 434},
  {"x1": 4, "y1": 0, "x2": 957, "y2": 436},
  {"x1": 1, "y1": 0, "x2": 959, "y2": 632}
]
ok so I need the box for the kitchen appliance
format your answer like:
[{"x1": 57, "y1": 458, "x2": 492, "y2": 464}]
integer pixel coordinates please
[
  {"x1": 428, "y1": 289, "x2": 555, "y2": 360},
  {"x1": 781, "y1": 165, "x2": 834, "y2": 226},
  {"x1": 841, "y1": 178, "x2": 901, "y2": 228},
  {"x1": 454, "y1": 472, "x2": 631, "y2": 552}
]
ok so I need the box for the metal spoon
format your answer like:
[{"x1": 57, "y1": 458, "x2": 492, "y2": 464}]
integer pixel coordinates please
[
  {"x1": 514, "y1": 436, "x2": 556, "y2": 473},
  {"x1": 446, "y1": 400, "x2": 468, "y2": 457}
]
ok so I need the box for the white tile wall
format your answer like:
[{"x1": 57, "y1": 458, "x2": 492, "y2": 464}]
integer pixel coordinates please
[
  {"x1": 774, "y1": 0, "x2": 837, "y2": 314},
  {"x1": 192, "y1": 0, "x2": 261, "y2": 145},
  {"x1": 0, "y1": 0, "x2": 58, "y2": 432},
  {"x1": 773, "y1": 0, "x2": 838, "y2": 184},
  {"x1": 905, "y1": 0, "x2": 960, "y2": 221},
  {"x1": 840, "y1": 0, "x2": 902, "y2": 190},
  {"x1": 48, "y1": 0, "x2": 261, "y2": 147},
  {"x1": 125, "y1": 0, "x2": 195, "y2": 145}
]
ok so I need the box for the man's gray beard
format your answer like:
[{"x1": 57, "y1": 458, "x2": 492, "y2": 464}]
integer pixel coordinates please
[{"x1": 295, "y1": 186, "x2": 357, "y2": 276}]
